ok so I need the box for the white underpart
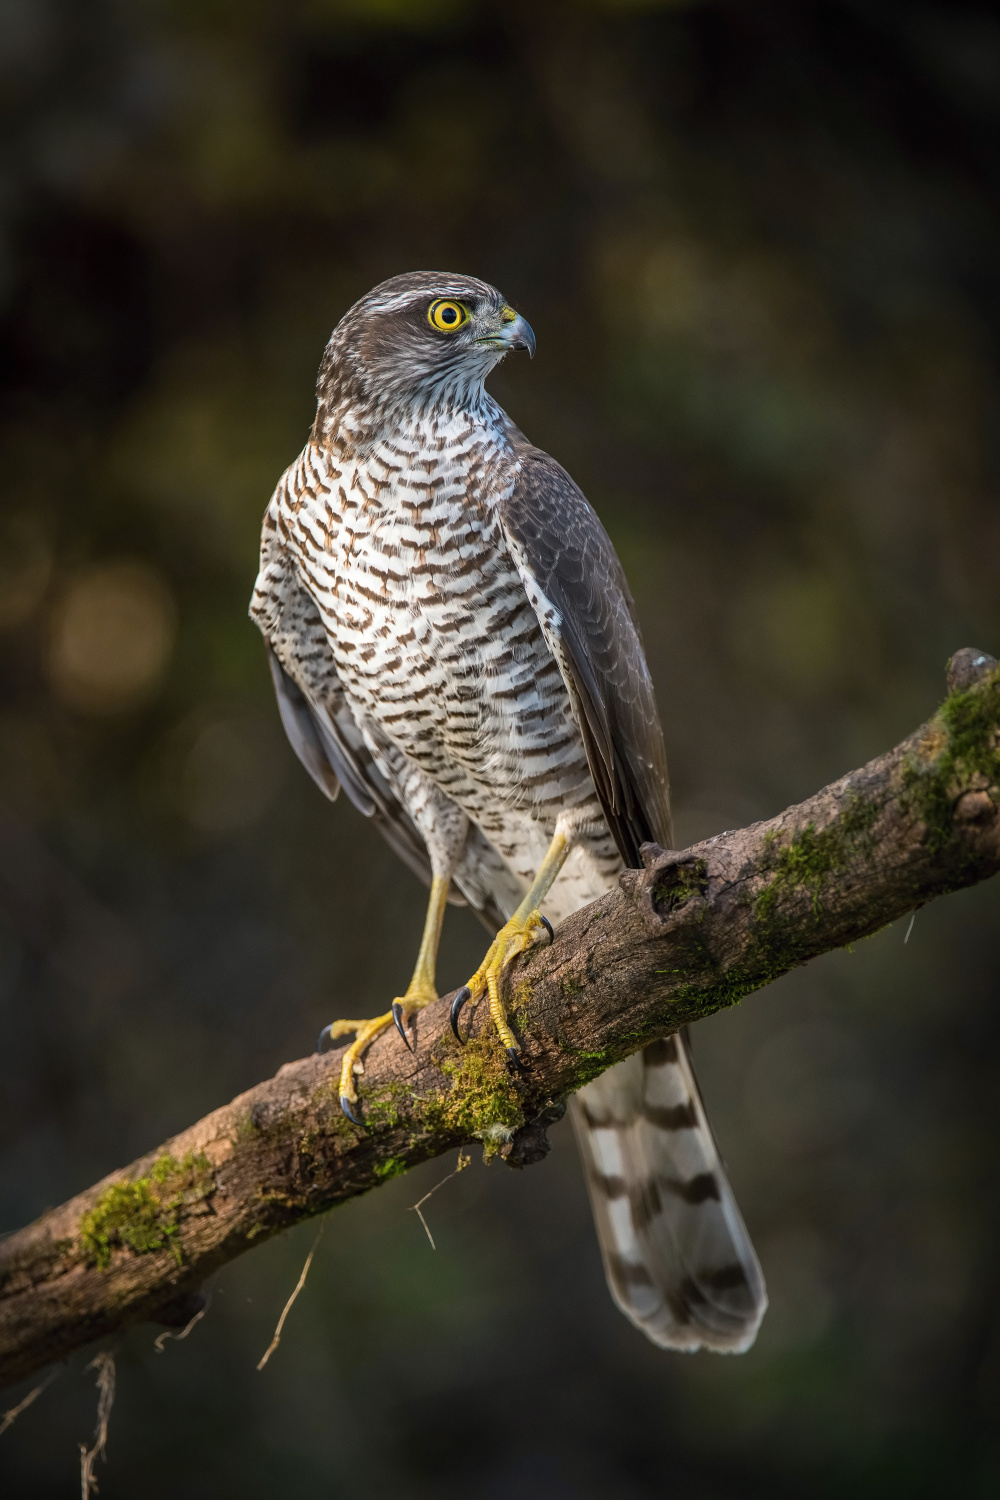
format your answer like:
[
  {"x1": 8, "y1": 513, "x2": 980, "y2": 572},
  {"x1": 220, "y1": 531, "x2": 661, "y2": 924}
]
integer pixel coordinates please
[{"x1": 254, "y1": 398, "x2": 620, "y2": 922}]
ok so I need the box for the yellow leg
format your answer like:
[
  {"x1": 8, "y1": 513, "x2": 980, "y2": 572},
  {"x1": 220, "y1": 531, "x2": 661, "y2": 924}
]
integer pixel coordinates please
[
  {"x1": 451, "y1": 830, "x2": 570, "y2": 1060},
  {"x1": 321, "y1": 874, "x2": 450, "y2": 1123}
]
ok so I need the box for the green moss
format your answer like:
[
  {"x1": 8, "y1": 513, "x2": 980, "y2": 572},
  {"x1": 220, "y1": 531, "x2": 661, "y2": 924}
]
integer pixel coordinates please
[
  {"x1": 651, "y1": 857, "x2": 708, "y2": 916},
  {"x1": 509, "y1": 980, "x2": 533, "y2": 1023},
  {"x1": 422, "y1": 1036, "x2": 526, "y2": 1161},
  {"x1": 321, "y1": 1090, "x2": 358, "y2": 1138},
  {"x1": 373, "y1": 1156, "x2": 407, "y2": 1181},
  {"x1": 901, "y1": 668, "x2": 1000, "y2": 854},
  {"x1": 754, "y1": 795, "x2": 880, "y2": 932},
  {"x1": 347, "y1": 1037, "x2": 529, "y2": 1165},
  {"x1": 569, "y1": 1048, "x2": 617, "y2": 1086},
  {"x1": 78, "y1": 1151, "x2": 214, "y2": 1271},
  {"x1": 941, "y1": 671, "x2": 1000, "y2": 778},
  {"x1": 667, "y1": 959, "x2": 789, "y2": 1019},
  {"x1": 232, "y1": 1109, "x2": 260, "y2": 1143},
  {"x1": 359, "y1": 1079, "x2": 409, "y2": 1131},
  {"x1": 80, "y1": 1180, "x2": 172, "y2": 1267}
]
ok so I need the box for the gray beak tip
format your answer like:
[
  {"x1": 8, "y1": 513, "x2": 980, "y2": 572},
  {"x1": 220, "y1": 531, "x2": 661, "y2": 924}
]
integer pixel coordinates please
[{"x1": 507, "y1": 313, "x2": 536, "y2": 360}]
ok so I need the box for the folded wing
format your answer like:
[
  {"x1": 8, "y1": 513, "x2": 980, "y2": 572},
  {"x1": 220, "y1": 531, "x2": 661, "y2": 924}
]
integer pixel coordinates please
[
  {"x1": 501, "y1": 439, "x2": 766, "y2": 1352},
  {"x1": 498, "y1": 440, "x2": 672, "y2": 865}
]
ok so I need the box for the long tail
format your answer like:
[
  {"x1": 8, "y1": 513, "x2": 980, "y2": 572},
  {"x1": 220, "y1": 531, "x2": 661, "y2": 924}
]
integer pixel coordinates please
[{"x1": 571, "y1": 1033, "x2": 767, "y2": 1353}]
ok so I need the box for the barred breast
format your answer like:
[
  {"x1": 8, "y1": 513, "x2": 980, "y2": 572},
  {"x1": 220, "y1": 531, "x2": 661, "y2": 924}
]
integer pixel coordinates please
[{"x1": 254, "y1": 400, "x2": 622, "y2": 921}]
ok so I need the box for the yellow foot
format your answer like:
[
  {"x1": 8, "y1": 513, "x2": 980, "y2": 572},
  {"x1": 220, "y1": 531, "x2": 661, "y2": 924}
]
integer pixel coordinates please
[
  {"x1": 449, "y1": 910, "x2": 554, "y2": 1062},
  {"x1": 319, "y1": 981, "x2": 438, "y2": 1126}
]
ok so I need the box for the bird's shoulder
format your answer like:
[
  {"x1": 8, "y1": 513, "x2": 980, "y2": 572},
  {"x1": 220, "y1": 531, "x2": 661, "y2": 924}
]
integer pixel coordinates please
[{"x1": 498, "y1": 432, "x2": 640, "y2": 629}]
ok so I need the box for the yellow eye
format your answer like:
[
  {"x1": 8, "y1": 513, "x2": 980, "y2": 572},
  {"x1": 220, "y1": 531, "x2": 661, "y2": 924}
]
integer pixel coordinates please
[{"x1": 428, "y1": 299, "x2": 468, "y2": 333}]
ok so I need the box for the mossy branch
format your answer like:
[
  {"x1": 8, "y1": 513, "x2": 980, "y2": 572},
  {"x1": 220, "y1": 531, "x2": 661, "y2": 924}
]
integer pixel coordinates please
[{"x1": 1, "y1": 649, "x2": 998, "y2": 1389}]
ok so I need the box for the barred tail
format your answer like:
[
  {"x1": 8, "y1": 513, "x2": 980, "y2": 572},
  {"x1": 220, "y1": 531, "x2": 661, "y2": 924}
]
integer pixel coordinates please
[{"x1": 571, "y1": 1034, "x2": 766, "y2": 1353}]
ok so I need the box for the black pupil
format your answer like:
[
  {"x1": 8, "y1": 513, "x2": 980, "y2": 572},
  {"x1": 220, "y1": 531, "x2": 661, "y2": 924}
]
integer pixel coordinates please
[{"x1": 441, "y1": 305, "x2": 458, "y2": 324}]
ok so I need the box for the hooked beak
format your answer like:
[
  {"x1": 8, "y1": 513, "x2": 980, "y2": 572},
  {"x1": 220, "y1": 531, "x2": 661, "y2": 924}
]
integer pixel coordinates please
[
  {"x1": 503, "y1": 311, "x2": 536, "y2": 358},
  {"x1": 477, "y1": 309, "x2": 536, "y2": 359}
]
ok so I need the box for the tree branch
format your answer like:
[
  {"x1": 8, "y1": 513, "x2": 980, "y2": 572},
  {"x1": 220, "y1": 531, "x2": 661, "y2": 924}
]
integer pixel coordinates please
[{"x1": 2, "y1": 649, "x2": 998, "y2": 1389}]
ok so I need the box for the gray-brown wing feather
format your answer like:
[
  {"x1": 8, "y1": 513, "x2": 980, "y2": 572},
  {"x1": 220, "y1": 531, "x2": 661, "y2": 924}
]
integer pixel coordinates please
[
  {"x1": 501, "y1": 443, "x2": 765, "y2": 1352},
  {"x1": 572, "y1": 1035, "x2": 767, "y2": 1353},
  {"x1": 498, "y1": 443, "x2": 672, "y2": 865},
  {"x1": 267, "y1": 649, "x2": 342, "y2": 803}
]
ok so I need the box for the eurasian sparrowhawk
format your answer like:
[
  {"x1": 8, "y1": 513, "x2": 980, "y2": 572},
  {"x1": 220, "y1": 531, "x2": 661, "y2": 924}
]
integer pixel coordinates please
[{"x1": 250, "y1": 272, "x2": 766, "y2": 1353}]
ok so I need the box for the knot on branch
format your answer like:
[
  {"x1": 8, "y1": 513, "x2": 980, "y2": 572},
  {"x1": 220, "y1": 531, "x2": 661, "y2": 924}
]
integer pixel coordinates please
[
  {"x1": 954, "y1": 789, "x2": 997, "y2": 827},
  {"x1": 618, "y1": 844, "x2": 710, "y2": 935}
]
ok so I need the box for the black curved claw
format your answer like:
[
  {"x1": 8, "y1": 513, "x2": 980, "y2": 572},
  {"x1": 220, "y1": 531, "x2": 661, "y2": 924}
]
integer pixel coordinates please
[
  {"x1": 317, "y1": 1024, "x2": 335, "y2": 1054},
  {"x1": 450, "y1": 986, "x2": 472, "y2": 1042},
  {"x1": 540, "y1": 915, "x2": 554, "y2": 945},
  {"x1": 392, "y1": 1001, "x2": 412, "y2": 1051},
  {"x1": 340, "y1": 1094, "x2": 364, "y2": 1127},
  {"x1": 506, "y1": 1046, "x2": 527, "y2": 1075}
]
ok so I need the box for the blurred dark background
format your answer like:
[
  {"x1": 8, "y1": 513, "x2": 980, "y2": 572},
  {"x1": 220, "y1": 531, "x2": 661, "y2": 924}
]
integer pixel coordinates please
[{"x1": 1, "y1": 0, "x2": 999, "y2": 1495}]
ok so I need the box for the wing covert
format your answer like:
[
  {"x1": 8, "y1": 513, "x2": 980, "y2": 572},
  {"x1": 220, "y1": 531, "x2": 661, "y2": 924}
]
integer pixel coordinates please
[{"x1": 498, "y1": 444, "x2": 673, "y2": 865}]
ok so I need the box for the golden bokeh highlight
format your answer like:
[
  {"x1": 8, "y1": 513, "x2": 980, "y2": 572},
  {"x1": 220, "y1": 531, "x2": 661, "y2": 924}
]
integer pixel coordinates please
[{"x1": 47, "y1": 561, "x2": 177, "y2": 714}]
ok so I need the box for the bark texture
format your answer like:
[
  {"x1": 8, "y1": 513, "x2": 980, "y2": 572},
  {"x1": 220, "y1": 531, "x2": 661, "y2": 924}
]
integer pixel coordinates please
[{"x1": 1, "y1": 650, "x2": 998, "y2": 1389}]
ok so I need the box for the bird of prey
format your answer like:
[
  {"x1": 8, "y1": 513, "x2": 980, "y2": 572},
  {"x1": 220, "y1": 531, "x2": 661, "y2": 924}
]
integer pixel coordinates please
[{"x1": 250, "y1": 272, "x2": 766, "y2": 1353}]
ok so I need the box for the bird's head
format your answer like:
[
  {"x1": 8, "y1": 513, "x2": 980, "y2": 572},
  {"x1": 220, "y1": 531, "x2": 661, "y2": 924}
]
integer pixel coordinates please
[{"x1": 317, "y1": 271, "x2": 535, "y2": 423}]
